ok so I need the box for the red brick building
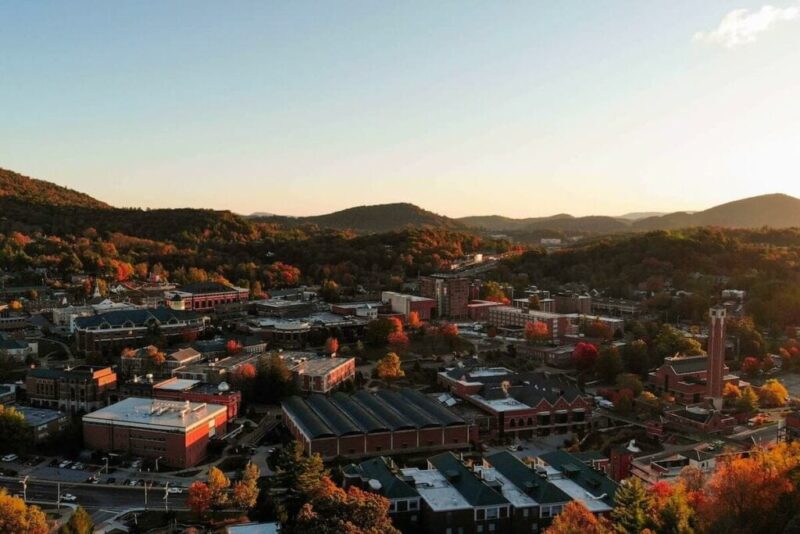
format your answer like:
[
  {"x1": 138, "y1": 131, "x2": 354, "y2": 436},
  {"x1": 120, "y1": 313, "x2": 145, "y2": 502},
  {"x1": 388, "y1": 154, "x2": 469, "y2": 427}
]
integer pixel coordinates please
[
  {"x1": 648, "y1": 355, "x2": 738, "y2": 405},
  {"x1": 27, "y1": 365, "x2": 118, "y2": 414},
  {"x1": 381, "y1": 292, "x2": 437, "y2": 321},
  {"x1": 467, "y1": 300, "x2": 503, "y2": 322},
  {"x1": 438, "y1": 366, "x2": 591, "y2": 439},
  {"x1": 83, "y1": 397, "x2": 228, "y2": 468},
  {"x1": 419, "y1": 275, "x2": 471, "y2": 319},
  {"x1": 288, "y1": 357, "x2": 356, "y2": 394},
  {"x1": 282, "y1": 388, "x2": 477, "y2": 460},
  {"x1": 165, "y1": 282, "x2": 249, "y2": 313}
]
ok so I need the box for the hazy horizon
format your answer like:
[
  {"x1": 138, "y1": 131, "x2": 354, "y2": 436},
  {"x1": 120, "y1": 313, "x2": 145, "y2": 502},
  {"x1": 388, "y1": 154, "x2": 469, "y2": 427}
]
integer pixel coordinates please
[{"x1": 2, "y1": 1, "x2": 799, "y2": 218}]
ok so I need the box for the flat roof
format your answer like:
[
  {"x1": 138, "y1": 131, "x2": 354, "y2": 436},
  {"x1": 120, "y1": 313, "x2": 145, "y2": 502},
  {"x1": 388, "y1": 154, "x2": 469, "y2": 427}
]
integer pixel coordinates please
[
  {"x1": 17, "y1": 406, "x2": 66, "y2": 426},
  {"x1": 292, "y1": 357, "x2": 354, "y2": 376},
  {"x1": 83, "y1": 397, "x2": 225, "y2": 432},
  {"x1": 155, "y1": 379, "x2": 200, "y2": 391},
  {"x1": 472, "y1": 465, "x2": 536, "y2": 508},
  {"x1": 400, "y1": 467, "x2": 471, "y2": 512}
]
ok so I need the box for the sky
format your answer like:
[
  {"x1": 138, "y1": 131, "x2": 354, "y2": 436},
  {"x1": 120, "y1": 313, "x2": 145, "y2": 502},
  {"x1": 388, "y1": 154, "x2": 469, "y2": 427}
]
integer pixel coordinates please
[{"x1": 1, "y1": 1, "x2": 799, "y2": 218}]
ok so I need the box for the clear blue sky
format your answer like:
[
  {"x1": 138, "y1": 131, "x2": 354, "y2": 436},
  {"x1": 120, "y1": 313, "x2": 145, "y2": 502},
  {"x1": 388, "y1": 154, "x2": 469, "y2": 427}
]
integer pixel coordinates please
[{"x1": 1, "y1": 1, "x2": 799, "y2": 217}]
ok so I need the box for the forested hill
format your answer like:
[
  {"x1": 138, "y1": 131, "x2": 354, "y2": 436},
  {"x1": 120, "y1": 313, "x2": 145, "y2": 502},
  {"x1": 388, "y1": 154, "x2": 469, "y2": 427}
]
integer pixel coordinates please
[
  {"x1": 250, "y1": 203, "x2": 464, "y2": 234},
  {"x1": 0, "y1": 167, "x2": 110, "y2": 209}
]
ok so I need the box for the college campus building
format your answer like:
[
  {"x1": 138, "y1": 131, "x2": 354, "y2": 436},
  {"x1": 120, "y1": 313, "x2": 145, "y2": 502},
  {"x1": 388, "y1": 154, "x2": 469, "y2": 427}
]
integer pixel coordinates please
[
  {"x1": 282, "y1": 388, "x2": 476, "y2": 460},
  {"x1": 120, "y1": 376, "x2": 242, "y2": 420},
  {"x1": 164, "y1": 282, "x2": 249, "y2": 313},
  {"x1": 17, "y1": 406, "x2": 69, "y2": 443},
  {"x1": 83, "y1": 397, "x2": 228, "y2": 468},
  {"x1": 438, "y1": 366, "x2": 591, "y2": 439},
  {"x1": 419, "y1": 275, "x2": 472, "y2": 319},
  {"x1": 286, "y1": 355, "x2": 356, "y2": 393},
  {"x1": 486, "y1": 306, "x2": 571, "y2": 342},
  {"x1": 26, "y1": 365, "x2": 118, "y2": 414},
  {"x1": 346, "y1": 449, "x2": 618, "y2": 534},
  {"x1": 381, "y1": 292, "x2": 437, "y2": 321},
  {"x1": 74, "y1": 308, "x2": 207, "y2": 357}
]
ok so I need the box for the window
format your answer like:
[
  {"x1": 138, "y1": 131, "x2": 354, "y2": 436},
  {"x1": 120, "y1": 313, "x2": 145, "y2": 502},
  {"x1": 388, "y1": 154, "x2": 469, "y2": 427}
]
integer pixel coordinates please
[
  {"x1": 409, "y1": 500, "x2": 419, "y2": 510},
  {"x1": 397, "y1": 501, "x2": 407, "y2": 512},
  {"x1": 477, "y1": 509, "x2": 485, "y2": 520},
  {"x1": 486, "y1": 508, "x2": 498, "y2": 519},
  {"x1": 488, "y1": 525, "x2": 495, "y2": 532}
]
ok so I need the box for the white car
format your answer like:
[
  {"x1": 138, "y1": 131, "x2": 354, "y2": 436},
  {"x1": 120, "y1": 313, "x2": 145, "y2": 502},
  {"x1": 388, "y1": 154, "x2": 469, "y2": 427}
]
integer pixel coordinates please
[
  {"x1": 1, "y1": 454, "x2": 18, "y2": 463},
  {"x1": 59, "y1": 461, "x2": 72, "y2": 469},
  {"x1": 167, "y1": 487, "x2": 183, "y2": 494},
  {"x1": 60, "y1": 493, "x2": 77, "y2": 502}
]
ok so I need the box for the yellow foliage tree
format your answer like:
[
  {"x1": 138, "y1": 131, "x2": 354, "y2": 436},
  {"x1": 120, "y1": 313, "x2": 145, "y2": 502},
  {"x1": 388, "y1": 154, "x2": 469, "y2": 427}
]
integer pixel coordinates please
[
  {"x1": 758, "y1": 379, "x2": 788, "y2": 408},
  {"x1": 376, "y1": 352, "x2": 405, "y2": 381}
]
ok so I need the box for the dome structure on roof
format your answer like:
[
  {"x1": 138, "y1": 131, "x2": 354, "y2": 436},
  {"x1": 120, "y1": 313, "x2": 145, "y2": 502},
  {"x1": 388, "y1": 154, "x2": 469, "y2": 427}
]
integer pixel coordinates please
[{"x1": 218, "y1": 381, "x2": 230, "y2": 393}]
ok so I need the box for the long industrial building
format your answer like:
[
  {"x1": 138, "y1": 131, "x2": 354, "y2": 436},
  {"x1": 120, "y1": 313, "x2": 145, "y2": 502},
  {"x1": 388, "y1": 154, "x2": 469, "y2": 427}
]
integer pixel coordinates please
[{"x1": 282, "y1": 388, "x2": 477, "y2": 460}]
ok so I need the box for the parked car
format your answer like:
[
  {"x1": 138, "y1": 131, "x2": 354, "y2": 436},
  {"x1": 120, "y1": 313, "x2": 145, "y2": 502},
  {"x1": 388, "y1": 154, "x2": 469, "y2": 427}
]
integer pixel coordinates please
[
  {"x1": 59, "y1": 461, "x2": 72, "y2": 469},
  {"x1": 106, "y1": 477, "x2": 116, "y2": 484},
  {"x1": 1, "y1": 454, "x2": 18, "y2": 463},
  {"x1": 167, "y1": 486, "x2": 183, "y2": 494},
  {"x1": 60, "y1": 493, "x2": 77, "y2": 502}
]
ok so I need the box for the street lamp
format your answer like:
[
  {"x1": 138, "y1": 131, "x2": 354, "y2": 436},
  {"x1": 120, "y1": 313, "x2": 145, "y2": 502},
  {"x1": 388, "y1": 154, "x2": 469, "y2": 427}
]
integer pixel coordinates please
[
  {"x1": 102, "y1": 457, "x2": 109, "y2": 474},
  {"x1": 19, "y1": 476, "x2": 28, "y2": 503},
  {"x1": 154, "y1": 456, "x2": 161, "y2": 473}
]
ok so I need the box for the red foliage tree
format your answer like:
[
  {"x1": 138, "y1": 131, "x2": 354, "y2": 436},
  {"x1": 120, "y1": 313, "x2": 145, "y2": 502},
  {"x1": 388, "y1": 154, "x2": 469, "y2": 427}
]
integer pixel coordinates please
[
  {"x1": 741, "y1": 356, "x2": 761, "y2": 377},
  {"x1": 187, "y1": 481, "x2": 212, "y2": 516},
  {"x1": 324, "y1": 337, "x2": 339, "y2": 355},
  {"x1": 407, "y1": 311, "x2": 422, "y2": 329},
  {"x1": 226, "y1": 339, "x2": 243, "y2": 355},
  {"x1": 439, "y1": 323, "x2": 459, "y2": 338},
  {"x1": 388, "y1": 331, "x2": 410, "y2": 351},
  {"x1": 524, "y1": 321, "x2": 550, "y2": 343},
  {"x1": 572, "y1": 342, "x2": 599, "y2": 372}
]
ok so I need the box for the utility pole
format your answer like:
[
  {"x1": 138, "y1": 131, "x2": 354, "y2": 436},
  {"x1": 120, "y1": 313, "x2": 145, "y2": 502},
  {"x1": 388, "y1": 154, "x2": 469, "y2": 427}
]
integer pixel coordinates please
[
  {"x1": 20, "y1": 476, "x2": 28, "y2": 503},
  {"x1": 56, "y1": 482, "x2": 61, "y2": 510},
  {"x1": 163, "y1": 482, "x2": 169, "y2": 512},
  {"x1": 144, "y1": 481, "x2": 149, "y2": 510},
  {"x1": 103, "y1": 457, "x2": 109, "y2": 474}
]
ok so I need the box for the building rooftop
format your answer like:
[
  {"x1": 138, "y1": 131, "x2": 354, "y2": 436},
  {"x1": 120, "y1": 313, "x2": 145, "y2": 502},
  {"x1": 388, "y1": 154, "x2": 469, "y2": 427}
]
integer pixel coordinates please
[
  {"x1": 537, "y1": 450, "x2": 617, "y2": 512},
  {"x1": 343, "y1": 457, "x2": 419, "y2": 500},
  {"x1": 17, "y1": 405, "x2": 66, "y2": 426},
  {"x1": 400, "y1": 466, "x2": 471, "y2": 512},
  {"x1": 290, "y1": 357, "x2": 354, "y2": 377},
  {"x1": 175, "y1": 282, "x2": 247, "y2": 295},
  {"x1": 154, "y1": 378, "x2": 201, "y2": 391},
  {"x1": 83, "y1": 397, "x2": 226, "y2": 431},
  {"x1": 485, "y1": 452, "x2": 571, "y2": 505}
]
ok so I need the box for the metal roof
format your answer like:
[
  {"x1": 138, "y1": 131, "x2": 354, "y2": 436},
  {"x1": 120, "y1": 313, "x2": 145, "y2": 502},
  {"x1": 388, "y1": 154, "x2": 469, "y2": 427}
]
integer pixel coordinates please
[
  {"x1": 329, "y1": 392, "x2": 389, "y2": 433},
  {"x1": 306, "y1": 394, "x2": 361, "y2": 436}
]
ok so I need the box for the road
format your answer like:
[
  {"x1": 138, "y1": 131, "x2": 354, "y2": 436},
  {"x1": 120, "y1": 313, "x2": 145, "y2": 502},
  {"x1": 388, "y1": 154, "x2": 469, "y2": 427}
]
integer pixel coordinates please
[{"x1": 0, "y1": 476, "x2": 188, "y2": 512}]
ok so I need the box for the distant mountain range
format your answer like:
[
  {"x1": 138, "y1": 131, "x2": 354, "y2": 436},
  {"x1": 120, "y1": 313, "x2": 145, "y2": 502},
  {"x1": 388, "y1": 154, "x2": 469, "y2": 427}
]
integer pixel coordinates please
[{"x1": 3, "y1": 166, "x2": 800, "y2": 240}]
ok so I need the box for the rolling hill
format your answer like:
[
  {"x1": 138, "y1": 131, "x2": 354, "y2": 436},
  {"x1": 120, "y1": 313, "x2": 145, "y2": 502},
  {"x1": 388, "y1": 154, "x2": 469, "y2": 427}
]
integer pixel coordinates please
[
  {"x1": 251, "y1": 203, "x2": 464, "y2": 233},
  {"x1": 0, "y1": 167, "x2": 110, "y2": 209},
  {"x1": 633, "y1": 194, "x2": 800, "y2": 231}
]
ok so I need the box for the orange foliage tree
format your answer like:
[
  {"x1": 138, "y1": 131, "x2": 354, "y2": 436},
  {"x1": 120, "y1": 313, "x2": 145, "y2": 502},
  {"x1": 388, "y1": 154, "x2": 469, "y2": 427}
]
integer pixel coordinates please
[
  {"x1": 187, "y1": 481, "x2": 212, "y2": 516},
  {"x1": 545, "y1": 501, "x2": 612, "y2": 534},
  {"x1": 324, "y1": 337, "x2": 339, "y2": 355},
  {"x1": 524, "y1": 321, "x2": 550, "y2": 344}
]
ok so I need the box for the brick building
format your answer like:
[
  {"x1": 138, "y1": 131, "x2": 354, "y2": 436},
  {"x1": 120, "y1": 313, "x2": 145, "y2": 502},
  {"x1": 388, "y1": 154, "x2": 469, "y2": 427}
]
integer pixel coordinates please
[
  {"x1": 287, "y1": 356, "x2": 356, "y2": 393},
  {"x1": 17, "y1": 406, "x2": 69, "y2": 444},
  {"x1": 419, "y1": 275, "x2": 472, "y2": 319},
  {"x1": 26, "y1": 365, "x2": 118, "y2": 414},
  {"x1": 83, "y1": 397, "x2": 228, "y2": 468},
  {"x1": 282, "y1": 388, "x2": 476, "y2": 460},
  {"x1": 486, "y1": 306, "x2": 571, "y2": 342},
  {"x1": 467, "y1": 300, "x2": 503, "y2": 322},
  {"x1": 74, "y1": 308, "x2": 207, "y2": 358},
  {"x1": 120, "y1": 377, "x2": 242, "y2": 420},
  {"x1": 381, "y1": 292, "x2": 437, "y2": 321},
  {"x1": 438, "y1": 366, "x2": 591, "y2": 439},
  {"x1": 647, "y1": 355, "x2": 739, "y2": 404},
  {"x1": 164, "y1": 282, "x2": 249, "y2": 313}
]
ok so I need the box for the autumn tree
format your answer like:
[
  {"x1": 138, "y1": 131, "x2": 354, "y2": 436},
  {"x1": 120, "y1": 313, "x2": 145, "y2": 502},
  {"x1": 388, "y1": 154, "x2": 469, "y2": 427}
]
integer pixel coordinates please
[
  {"x1": 387, "y1": 330, "x2": 410, "y2": 351},
  {"x1": 376, "y1": 352, "x2": 405, "y2": 381},
  {"x1": 60, "y1": 506, "x2": 93, "y2": 534},
  {"x1": 700, "y1": 445, "x2": 800, "y2": 533},
  {"x1": 524, "y1": 321, "x2": 550, "y2": 344},
  {"x1": 407, "y1": 311, "x2": 422, "y2": 329},
  {"x1": 612, "y1": 477, "x2": 655, "y2": 533},
  {"x1": 226, "y1": 339, "x2": 243, "y2": 355},
  {"x1": 294, "y1": 478, "x2": 400, "y2": 534},
  {"x1": 741, "y1": 356, "x2": 761, "y2": 378},
  {"x1": 584, "y1": 319, "x2": 613, "y2": 340},
  {"x1": 596, "y1": 346, "x2": 624, "y2": 383},
  {"x1": 439, "y1": 322, "x2": 459, "y2": 338},
  {"x1": 572, "y1": 342, "x2": 599, "y2": 372},
  {"x1": 654, "y1": 325, "x2": 703, "y2": 364},
  {"x1": 545, "y1": 501, "x2": 612, "y2": 534},
  {"x1": 207, "y1": 466, "x2": 230, "y2": 508},
  {"x1": 482, "y1": 281, "x2": 509, "y2": 304},
  {"x1": 232, "y1": 463, "x2": 260, "y2": 510},
  {"x1": 529, "y1": 294, "x2": 541, "y2": 310},
  {"x1": 758, "y1": 379, "x2": 789, "y2": 408},
  {"x1": 188, "y1": 481, "x2": 212, "y2": 516},
  {"x1": 146, "y1": 345, "x2": 165, "y2": 368},
  {"x1": 736, "y1": 385, "x2": 759, "y2": 413},
  {"x1": 231, "y1": 363, "x2": 257, "y2": 401},
  {"x1": 0, "y1": 490, "x2": 49, "y2": 534},
  {"x1": 622, "y1": 339, "x2": 650, "y2": 376},
  {"x1": 723, "y1": 382, "x2": 742, "y2": 401},
  {"x1": 324, "y1": 337, "x2": 339, "y2": 355},
  {"x1": 275, "y1": 442, "x2": 329, "y2": 523}
]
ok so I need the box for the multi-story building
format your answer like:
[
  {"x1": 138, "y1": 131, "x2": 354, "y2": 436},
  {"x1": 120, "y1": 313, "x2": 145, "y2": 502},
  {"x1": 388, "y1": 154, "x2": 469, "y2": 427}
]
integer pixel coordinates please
[
  {"x1": 486, "y1": 306, "x2": 571, "y2": 342},
  {"x1": 343, "y1": 457, "x2": 423, "y2": 533},
  {"x1": 164, "y1": 282, "x2": 249, "y2": 313},
  {"x1": 0, "y1": 332, "x2": 36, "y2": 361},
  {"x1": 553, "y1": 293, "x2": 591, "y2": 315},
  {"x1": 172, "y1": 352, "x2": 260, "y2": 384},
  {"x1": 119, "y1": 376, "x2": 242, "y2": 420},
  {"x1": 119, "y1": 346, "x2": 204, "y2": 377},
  {"x1": 419, "y1": 275, "x2": 471, "y2": 319},
  {"x1": 285, "y1": 356, "x2": 356, "y2": 394},
  {"x1": 282, "y1": 388, "x2": 476, "y2": 460},
  {"x1": 438, "y1": 366, "x2": 591, "y2": 439},
  {"x1": 648, "y1": 354, "x2": 739, "y2": 405},
  {"x1": 17, "y1": 406, "x2": 69, "y2": 443},
  {"x1": 381, "y1": 292, "x2": 437, "y2": 321},
  {"x1": 26, "y1": 365, "x2": 118, "y2": 414},
  {"x1": 467, "y1": 300, "x2": 503, "y2": 322},
  {"x1": 82, "y1": 397, "x2": 228, "y2": 468},
  {"x1": 74, "y1": 308, "x2": 207, "y2": 358},
  {"x1": 591, "y1": 298, "x2": 642, "y2": 317}
]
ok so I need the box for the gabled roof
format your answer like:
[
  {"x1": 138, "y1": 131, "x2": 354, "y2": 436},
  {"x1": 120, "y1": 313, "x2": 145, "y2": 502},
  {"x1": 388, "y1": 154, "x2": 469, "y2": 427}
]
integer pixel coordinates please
[
  {"x1": 485, "y1": 451, "x2": 571, "y2": 505},
  {"x1": 343, "y1": 457, "x2": 419, "y2": 500},
  {"x1": 428, "y1": 452, "x2": 509, "y2": 508},
  {"x1": 538, "y1": 450, "x2": 618, "y2": 504},
  {"x1": 665, "y1": 355, "x2": 710, "y2": 375},
  {"x1": 75, "y1": 308, "x2": 200, "y2": 329}
]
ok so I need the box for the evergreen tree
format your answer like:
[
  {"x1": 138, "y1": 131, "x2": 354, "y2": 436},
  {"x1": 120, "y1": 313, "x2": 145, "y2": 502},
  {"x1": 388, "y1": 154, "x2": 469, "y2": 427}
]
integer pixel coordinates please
[{"x1": 611, "y1": 477, "x2": 654, "y2": 534}]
